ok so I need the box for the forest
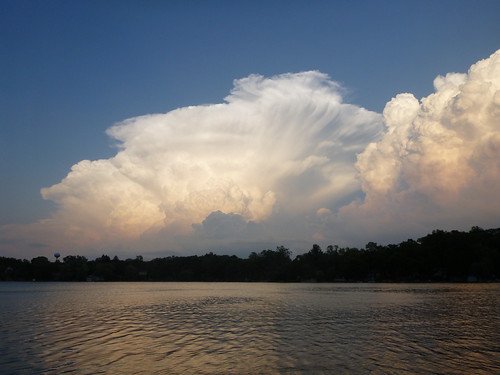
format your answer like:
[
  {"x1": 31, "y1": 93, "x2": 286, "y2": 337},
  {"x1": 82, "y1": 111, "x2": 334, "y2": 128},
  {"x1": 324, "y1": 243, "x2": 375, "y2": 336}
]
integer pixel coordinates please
[{"x1": 1, "y1": 227, "x2": 499, "y2": 282}]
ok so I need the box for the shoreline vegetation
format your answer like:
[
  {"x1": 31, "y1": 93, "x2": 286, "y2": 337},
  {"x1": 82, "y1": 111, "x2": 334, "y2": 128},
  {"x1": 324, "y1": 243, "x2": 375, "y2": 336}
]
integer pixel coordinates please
[{"x1": 1, "y1": 227, "x2": 499, "y2": 283}]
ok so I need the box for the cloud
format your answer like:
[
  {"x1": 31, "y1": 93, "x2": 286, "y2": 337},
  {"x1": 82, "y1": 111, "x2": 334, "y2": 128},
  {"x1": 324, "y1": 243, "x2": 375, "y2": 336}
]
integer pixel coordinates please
[
  {"x1": 2, "y1": 50, "x2": 499, "y2": 259},
  {"x1": 192, "y1": 211, "x2": 250, "y2": 239},
  {"x1": 1, "y1": 71, "x2": 383, "y2": 258},
  {"x1": 332, "y1": 49, "x2": 500, "y2": 244}
]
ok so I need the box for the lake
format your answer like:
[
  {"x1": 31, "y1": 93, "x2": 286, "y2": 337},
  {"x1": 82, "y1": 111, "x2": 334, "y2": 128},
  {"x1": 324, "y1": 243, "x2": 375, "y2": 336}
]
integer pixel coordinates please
[{"x1": 0, "y1": 282, "x2": 498, "y2": 374}]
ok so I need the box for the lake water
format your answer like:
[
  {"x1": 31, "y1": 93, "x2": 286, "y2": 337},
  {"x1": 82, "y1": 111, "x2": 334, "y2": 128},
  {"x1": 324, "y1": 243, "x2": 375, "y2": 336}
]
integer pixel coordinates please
[{"x1": 0, "y1": 282, "x2": 498, "y2": 374}]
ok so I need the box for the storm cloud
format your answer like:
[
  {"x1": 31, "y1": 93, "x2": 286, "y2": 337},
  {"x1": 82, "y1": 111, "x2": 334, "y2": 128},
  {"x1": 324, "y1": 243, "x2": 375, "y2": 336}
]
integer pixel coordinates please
[
  {"x1": 335, "y1": 50, "x2": 500, "y2": 244},
  {"x1": 2, "y1": 51, "x2": 499, "y2": 258}
]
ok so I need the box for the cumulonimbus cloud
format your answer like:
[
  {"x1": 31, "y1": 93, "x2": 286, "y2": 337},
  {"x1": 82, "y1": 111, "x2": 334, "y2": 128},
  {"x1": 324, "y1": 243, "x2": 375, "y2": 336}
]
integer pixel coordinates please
[
  {"x1": 2, "y1": 51, "x2": 499, "y2": 258},
  {"x1": 332, "y1": 49, "x2": 500, "y2": 244},
  {"x1": 2, "y1": 71, "x2": 383, "y2": 256}
]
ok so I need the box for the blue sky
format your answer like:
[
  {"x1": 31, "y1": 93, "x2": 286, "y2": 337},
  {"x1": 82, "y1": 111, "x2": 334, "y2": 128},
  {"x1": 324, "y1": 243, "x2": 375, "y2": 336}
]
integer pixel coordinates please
[{"x1": 1, "y1": 1, "x2": 499, "y2": 259}]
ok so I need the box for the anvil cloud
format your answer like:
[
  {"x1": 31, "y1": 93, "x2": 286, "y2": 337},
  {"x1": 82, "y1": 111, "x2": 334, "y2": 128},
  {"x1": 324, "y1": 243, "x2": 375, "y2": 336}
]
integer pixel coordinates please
[{"x1": 2, "y1": 51, "x2": 499, "y2": 258}]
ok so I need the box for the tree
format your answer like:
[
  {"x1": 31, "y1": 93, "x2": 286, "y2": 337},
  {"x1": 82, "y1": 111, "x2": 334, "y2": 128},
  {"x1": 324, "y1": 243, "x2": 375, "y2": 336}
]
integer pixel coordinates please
[
  {"x1": 61, "y1": 255, "x2": 88, "y2": 281},
  {"x1": 31, "y1": 256, "x2": 54, "y2": 281}
]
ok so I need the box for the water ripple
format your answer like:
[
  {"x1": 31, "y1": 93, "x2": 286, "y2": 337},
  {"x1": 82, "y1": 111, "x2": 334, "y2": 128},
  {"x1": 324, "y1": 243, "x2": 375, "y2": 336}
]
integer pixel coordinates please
[{"x1": 0, "y1": 282, "x2": 498, "y2": 374}]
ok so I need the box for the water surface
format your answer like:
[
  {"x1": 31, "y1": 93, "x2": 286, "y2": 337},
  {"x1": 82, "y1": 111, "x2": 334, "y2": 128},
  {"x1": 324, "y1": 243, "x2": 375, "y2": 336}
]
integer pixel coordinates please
[{"x1": 0, "y1": 282, "x2": 498, "y2": 374}]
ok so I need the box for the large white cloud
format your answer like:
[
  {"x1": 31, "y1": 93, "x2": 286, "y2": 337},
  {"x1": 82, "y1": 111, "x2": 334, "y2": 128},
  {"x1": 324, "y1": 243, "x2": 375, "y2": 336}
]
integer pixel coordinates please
[
  {"x1": 1, "y1": 71, "x2": 383, "y2": 258},
  {"x1": 2, "y1": 51, "x2": 499, "y2": 259},
  {"x1": 331, "y1": 49, "x2": 500, "y2": 244}
]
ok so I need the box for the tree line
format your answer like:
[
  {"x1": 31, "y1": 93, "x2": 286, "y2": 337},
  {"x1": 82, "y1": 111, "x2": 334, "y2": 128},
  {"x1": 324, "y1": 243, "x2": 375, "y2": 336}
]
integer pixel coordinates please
[{"x1": 1, "y1": 227, "x2": 499, "y2": 282}]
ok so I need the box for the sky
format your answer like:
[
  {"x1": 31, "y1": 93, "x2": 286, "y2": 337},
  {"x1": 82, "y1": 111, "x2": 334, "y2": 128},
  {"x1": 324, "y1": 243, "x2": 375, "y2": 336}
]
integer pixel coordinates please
[{"x1": 1, "y1": 0, "x2": 499, "y2": 260}]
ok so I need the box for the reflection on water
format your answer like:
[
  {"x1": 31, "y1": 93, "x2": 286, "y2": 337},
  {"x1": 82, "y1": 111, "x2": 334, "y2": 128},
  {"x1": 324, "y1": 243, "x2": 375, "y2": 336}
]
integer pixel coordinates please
[{"x1": 0, "y1": 283, "x2": 498, "y2": 374}]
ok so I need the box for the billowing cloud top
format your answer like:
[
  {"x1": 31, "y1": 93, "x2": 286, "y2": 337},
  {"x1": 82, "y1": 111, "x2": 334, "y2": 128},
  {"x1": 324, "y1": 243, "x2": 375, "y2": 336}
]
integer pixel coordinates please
[
  {"x1": 338, "y1": 50, "x2": 500, "y2": 242},
  {"x1": 2, "y1": 51, "x2": 499, "y2": 258}
]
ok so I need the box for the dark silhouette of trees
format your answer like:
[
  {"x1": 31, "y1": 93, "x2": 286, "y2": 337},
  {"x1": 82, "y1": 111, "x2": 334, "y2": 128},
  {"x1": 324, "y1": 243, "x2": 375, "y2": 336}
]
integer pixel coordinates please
[
  {"x1": 0, "y1": 257, "x2": 30, "y2": 281},
  {"x1": 1, "y1": 227, "x2": 499, "y2": 282},
  {"x1": 247, "y1": 246, "x2": 292, "y2": 281},
  {"x1": 30, "y1": 256, "x2": 55, "y2": 281},
  {"x1": 60, "y1": 255, "x2": 88, "y2": 281},
  {"x1": 148, "y1": 253, "x2": 246, "y2": 281},
  {"x1": 88, "y1": 255, "x2": 116, "y2": 281},
  {"x1": 293, "y1": 244, "x2": 326, "y2": 281}
]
